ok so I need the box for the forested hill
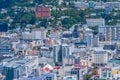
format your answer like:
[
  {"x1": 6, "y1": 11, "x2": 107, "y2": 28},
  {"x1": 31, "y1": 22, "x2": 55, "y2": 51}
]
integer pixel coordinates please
[
  {"x1": 1, "y1": 0, "x2": 118, "y2": 8},
  {"x1": 0, "y1": 0, "x2": 41, "y2": 8},
  {"x1": 0, "y1": 0, "x2": 54, "y2": 9},
  {"x1": 0, "y1": 0, "x2": 119, "y2": 29}
]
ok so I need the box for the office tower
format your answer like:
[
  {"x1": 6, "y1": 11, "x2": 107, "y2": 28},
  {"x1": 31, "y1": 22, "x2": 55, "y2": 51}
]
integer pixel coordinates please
[
  {"x1": 85, "y1": 28, "x2": 93, "y2": 47},
  {"x1": 53, "y1": 45, "x2": 63, "y2": 66}
]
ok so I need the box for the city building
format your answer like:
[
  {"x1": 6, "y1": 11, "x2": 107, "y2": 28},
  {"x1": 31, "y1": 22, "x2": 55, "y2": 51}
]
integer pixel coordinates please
[
  {"x1": 41, "y1": 73, "x2": 57, "y2": 80},
  {"x1": 63, "y1": 55, "x2": 75, "y2": 66},
  {"x1": 2, "y1": 56, "x2": 39, "y2": 80},
  {"x1": 0, "y1": 38, "x2": 14, "y2": 54},
  {"x1": 53, "y1": 43, "x2": 74, "y2": 66},
  {"x1": 35, "y1": 5, "x2": 51, "y2": 18},
  {"x1": 53, "y1": 45, "x2": 63, "y2": 66},
  {"x1": 105, "y1": 2, "x2": 120, "y2": 10},
  {"x1": 63, "y1": 75, "x2": 77, "y2": 80},
  {"x1": 62, "y1": 44, "x2": 72, "y2": 57},
  {"x1": 80, "y1": 56, "x2": 92, "y2": 67},
  {"x1": 97, "y1": 24, "x2": 120, "y2": 41},
  {"x1": 74, "y1": 2, "x2": 87, "y2": 10},
  {"x1": 94, "y1": 2, "x2": 105, "y2": 9},
  {"x1": 99, "y1": 67, "x2": 112, "y2": 80},
  {"x1": 71, "y1": 64, "x2": 87, "y2": 80},
  {"x1": 88, "y1": 1, "x2": 96, "y2": 8},
  {"x1": 19, "y1": 73, "x2": 57, "y2": 80},
  {"x1": 92, "y1": 36, "x2": 99, "y2": 47},
  {"x1": 86, "y1": 18, "x2": 105, "y2": 27},
  {"x1": 32, "y1": 28, "x2": 47, "y2": 40},
  {"x1": 40, "y1": 46, "x2": 52, "y2": 58},
  {"x1": 49, "y1": 30, "x2": 61, "y2": 40},
  {"x1": 22, "y1": 28, "x2": 47, "y2": 40},
  {"x1": 92, "y1": 51, "x2": 108, "y2": 66},
  {"x1": 85, "y1": 28, "x2": 93, "y2": 47},
  {"x1": 111, "y1": 67, "x2": 120, "y2": 79},
  {"x1": 98, "y1": 33, "x2": 105, "y2": 41},
  {"x1": 62, "y1": 31, "x2": 72, "y2": 38}
]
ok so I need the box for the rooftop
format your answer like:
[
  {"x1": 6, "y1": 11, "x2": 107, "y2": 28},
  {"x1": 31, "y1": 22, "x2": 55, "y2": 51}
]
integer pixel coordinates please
[
  {"x1": 108, "y1": 59, "x2": 120, "y2": 63},
  {"x1": 3, "y1": 56, "x2": 38, "y2": 68}
]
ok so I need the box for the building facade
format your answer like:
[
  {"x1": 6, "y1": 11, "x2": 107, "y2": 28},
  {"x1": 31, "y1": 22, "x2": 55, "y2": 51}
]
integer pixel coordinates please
[
  {"x1": 99, "y1": 24, "x2": 120, "y2": 41},
  {"x1": 92, "y1": 51, "x2": 108, "y2": 66}
]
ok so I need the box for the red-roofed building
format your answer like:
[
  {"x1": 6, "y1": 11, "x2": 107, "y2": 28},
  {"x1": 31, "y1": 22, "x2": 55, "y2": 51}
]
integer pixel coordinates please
[
  {"x1": 73, "y1": 64, "x2": 87, "y2": 69},
  {"x1": 53, "y1": 66, "x2": 61, "y2": 70},
  {"x1": 35, "y1": 5, "x2": 51, "y2": 18}
]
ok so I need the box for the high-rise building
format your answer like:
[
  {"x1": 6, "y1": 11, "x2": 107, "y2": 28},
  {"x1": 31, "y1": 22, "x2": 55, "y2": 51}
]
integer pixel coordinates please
[
  {"x1": 85, "y1": 28, "x2": 93, "y2": 47},
  {"x1": 53, "y1": 44, "x2": 73, "y2": 66},
  {"x1": 92, "y1": 36, "x2": 99, "y2": 47},
  {"x1": 62, "y1": 44, "x2": 72, "y2": 57},
  {"x1": 53, "y1": 45, "x2": 63, "y2": 66},
  {"x1": 99, "y1": 24, "x2": 120, "y2": 41}
]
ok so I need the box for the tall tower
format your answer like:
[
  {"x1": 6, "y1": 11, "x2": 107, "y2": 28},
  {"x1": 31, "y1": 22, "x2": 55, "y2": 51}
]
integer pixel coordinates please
[{"x1": 53, "y1": 45, "x2": 63, "y2": 66}]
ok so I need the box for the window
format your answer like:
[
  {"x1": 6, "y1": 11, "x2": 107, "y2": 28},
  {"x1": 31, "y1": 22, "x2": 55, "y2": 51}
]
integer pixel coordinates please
[
  {"x1": 102, "y1": 71, "x2": 107, "y2": 78},
  {"x1": 109, "y1": 72, "x2": 111, "y2": 77}
]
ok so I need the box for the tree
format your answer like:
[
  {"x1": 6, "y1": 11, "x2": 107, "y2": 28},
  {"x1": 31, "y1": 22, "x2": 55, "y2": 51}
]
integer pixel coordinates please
[
  {"x1": 85, "y1": 75, "x2": 92, "y2": 80},
  {"x1": 61, "y1": 17, "x2": 77, "y2": 29},
  {"x1": 89, "y1": 26, "x2": 98, "y2": 35}
]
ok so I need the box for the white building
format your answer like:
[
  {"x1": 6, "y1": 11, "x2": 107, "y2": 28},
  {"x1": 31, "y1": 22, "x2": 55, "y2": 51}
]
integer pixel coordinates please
[
  {"x1": 74, "y1": 2, "x2": 87, "y2": 10},
  {"x1": 94, "y1": 2, "x2": 105, "y2": 9},
  {"x1": 92, "y1": 51, "x2": 108, "y2": 66},
  {"x1": 86, "y1": 18, "x2": 105, "y2": 27},
  {"x1": 22, "y1": 28, "x2": 47, "y2": 40},
  {"x1": 32, "y1": 28, "x2": 47, "y2": 39},
  {"x1": 62, "y1": 44, "x2": 72, "y2": 57}
]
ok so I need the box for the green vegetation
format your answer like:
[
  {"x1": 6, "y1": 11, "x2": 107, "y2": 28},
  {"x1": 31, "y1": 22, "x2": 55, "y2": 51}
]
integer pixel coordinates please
[
  {"x1": 89, "y1": 26, "x2": 98, "y2": 35},
  {"x1": 0, "y1": 0, "x2": 119, "y2": 29},
  {"x1": 85, "y1": 74, "x2": 92, "y2": 80}
]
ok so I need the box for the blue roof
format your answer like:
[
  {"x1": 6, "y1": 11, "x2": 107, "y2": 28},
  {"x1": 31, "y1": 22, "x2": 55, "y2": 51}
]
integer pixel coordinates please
[{"x1": 41, "y1": 73, "x2": 54, "y2": 79}]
